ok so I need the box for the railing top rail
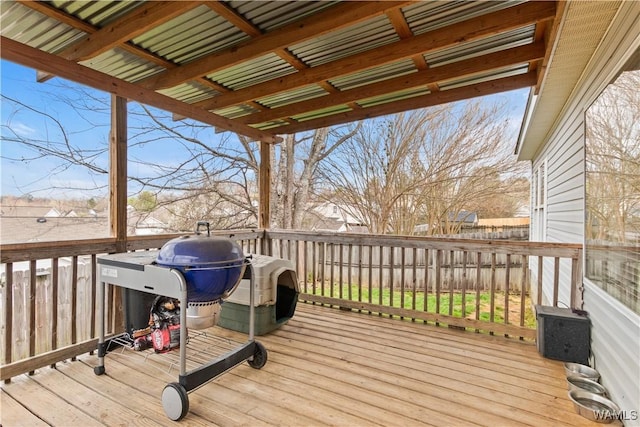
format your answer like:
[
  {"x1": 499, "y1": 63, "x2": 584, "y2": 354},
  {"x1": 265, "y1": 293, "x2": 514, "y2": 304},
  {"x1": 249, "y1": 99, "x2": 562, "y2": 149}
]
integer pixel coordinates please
[
  {"x1": 1, "y1": 228, "x2": 583, "y2": 263},
  {"x1": 266, "y1": 230, "x2": 583, "y2": 258}
]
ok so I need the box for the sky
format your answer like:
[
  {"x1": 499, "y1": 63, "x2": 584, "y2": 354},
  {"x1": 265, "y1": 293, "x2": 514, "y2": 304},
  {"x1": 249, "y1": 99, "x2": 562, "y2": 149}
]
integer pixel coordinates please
[{"x1": 0, "y1": 58, "x2": 530, "y2": 200}]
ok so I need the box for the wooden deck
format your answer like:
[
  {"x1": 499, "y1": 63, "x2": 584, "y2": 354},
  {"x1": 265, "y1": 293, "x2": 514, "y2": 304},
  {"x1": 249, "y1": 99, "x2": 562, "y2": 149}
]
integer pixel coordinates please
[{"x1": 1, "y1": 302, "x2": 602, "y2": 426}]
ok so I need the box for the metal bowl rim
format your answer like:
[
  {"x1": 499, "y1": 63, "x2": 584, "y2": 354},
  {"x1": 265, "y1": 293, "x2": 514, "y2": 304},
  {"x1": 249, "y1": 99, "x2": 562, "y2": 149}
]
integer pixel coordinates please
[{"x1": 568, "y1": 389, "x2": 620, "y2": 411}]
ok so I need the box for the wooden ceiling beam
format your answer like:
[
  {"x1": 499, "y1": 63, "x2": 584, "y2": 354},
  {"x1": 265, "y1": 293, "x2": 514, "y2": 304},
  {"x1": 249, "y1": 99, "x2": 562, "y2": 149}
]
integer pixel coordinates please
[
  {"x1": 59, "y1": 1, "x2": 202, "y2": 62},
  {"x1": 139, "y1": 1, "x2": 414, "y2": 90},
  {"x1": 0, "y1": 37, "x2": 279, "y2": 143},
  {"x1": 193, "y1": 1, "x2": 556, "y2": 112},
  {"x1": 242, "y1": 42, "x2": 545, "y2": 125},
  {"x1": 272, "y1": 72, "x2": 537, "y2": 135}
]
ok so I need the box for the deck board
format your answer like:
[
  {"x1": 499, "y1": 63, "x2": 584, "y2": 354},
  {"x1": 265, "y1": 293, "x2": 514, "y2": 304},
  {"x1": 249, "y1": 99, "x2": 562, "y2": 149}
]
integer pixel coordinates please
[{"x1": 1, "y1": 302, "x2": 607, "y2": 426}]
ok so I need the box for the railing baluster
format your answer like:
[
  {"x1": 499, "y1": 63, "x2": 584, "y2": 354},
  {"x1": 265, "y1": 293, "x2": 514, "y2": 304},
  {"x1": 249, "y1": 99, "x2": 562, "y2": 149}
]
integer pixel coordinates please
[
  {"x1": 50, "y1": 258, "x2": 59, "y2": 367},
  {"x1": 358, "y1": 244, "x2": 363, "y2": 303},
  {"x1": 520, "y1": 254, "x2": 528, "y2": 328},
  {"x1": 29, "y1": 260, "x2": 36, "y2": 375},
  {"x1": 4, "y1": 262, "x2": 13, "y2": 382},
  {"x1": 412, "y1": 248, "x2": 417, "y2": 312},
  {"x1": 490, "y1": 253, "x2": 496, "y2": 327},
  {"x1": 389, "y1": 246, "x2": 395, "y2": 308},
  {"x1": 312, "y1": 242, "x2": 317, "y2": 296},
  {"x1": 449, "y1": 250, "x2": 454, "y2": 316},
  {"x1": 553, "y1": 257, "x2": 560, "y2": 307},
  {"x1": 338, "y1": 244, "x2": 344, "y2": 299},
  {"x1": 537, "y1": 256, "x2": 543, "y2": 305},
  {"x1": 368, "y1": 245, "x2": 373, "y2": 305},
  {"x1": 435, "y1": 249, "x2": 442, "y2": 318},
  {"x1": 71, "y1": 256, "x2": 78, "y2": 355},
  {"x1": 378, "y1": 246, "x2": 383, "y2": 309},
  {"x1": 423, "y1": 249, "x2": 429, "y2": 313},
  {"x1": 329, "y1": 243, "x2": 335, "y2": 298},
  {"x1": 319, "y1": 242, "x2": 325, "y2": 297},
  {"x1": 347, "y1": 243, "x2": 353, "y2": 302},
  {"x1": 461, "y1": 251, "x2": 467, "y2": 319},
  {"x1": 505, "y1": 254, "x2": 511, "y2": 327},
  {"x1": 303, "y1": 240, "x2": 308, "y2": 293},
  {"x1": 400, "y1": 247, "x2": 406, "y2": 312},
  {"x1": 475, "y1": 252, "x2": 482, "y2": 324}
]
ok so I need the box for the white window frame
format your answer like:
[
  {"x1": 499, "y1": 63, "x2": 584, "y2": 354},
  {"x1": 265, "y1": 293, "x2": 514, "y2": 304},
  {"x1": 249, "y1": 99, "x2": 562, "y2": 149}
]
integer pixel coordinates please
[{"x1": 532, "y1": 158, "x2": 547, "y2": 241}]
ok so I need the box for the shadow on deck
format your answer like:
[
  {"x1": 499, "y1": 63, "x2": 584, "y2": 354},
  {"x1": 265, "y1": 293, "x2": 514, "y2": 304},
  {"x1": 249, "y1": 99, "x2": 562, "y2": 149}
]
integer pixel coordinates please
[{"x1": 1, "y1": 302, "x2": 601, "y2": 426}]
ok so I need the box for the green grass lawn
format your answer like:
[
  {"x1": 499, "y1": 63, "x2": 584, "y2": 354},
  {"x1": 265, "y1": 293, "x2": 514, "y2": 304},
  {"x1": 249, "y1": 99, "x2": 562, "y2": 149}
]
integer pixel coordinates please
[{"x1": 310, "y1": 283, "x2": 537, "y2": 328}]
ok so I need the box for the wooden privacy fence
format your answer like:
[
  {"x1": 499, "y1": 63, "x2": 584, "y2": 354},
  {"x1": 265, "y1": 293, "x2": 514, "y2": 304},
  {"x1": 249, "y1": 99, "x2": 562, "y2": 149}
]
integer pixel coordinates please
[
  {"x1": 265, "y1": 231, "x2": 583, "y2": 340},
  {"x1": 1, "y1": 229, "x2": 581, "y2": 380}
]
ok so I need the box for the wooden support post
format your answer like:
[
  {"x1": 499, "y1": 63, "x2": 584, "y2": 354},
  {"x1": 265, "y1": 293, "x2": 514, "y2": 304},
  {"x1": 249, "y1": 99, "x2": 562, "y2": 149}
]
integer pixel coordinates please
[
  {"x1": 109, "y1": 95, "x2": 127, "y2": 334},
  {"x1": 109, "y1": 95, "x2": 127, "y2": 252},
  {"x1": 259, "y1": 140, "x2": 271, "y2": 254}
]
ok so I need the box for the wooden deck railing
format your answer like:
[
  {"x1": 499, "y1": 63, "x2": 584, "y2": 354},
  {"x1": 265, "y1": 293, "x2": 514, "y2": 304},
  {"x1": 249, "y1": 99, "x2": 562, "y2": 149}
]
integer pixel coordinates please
[
  {"x1": 1, "y1": 229, "x2": 582, "y2": 381},
  {"x1": 264, "y1": 231, "x2": 583, "y2": 339}
]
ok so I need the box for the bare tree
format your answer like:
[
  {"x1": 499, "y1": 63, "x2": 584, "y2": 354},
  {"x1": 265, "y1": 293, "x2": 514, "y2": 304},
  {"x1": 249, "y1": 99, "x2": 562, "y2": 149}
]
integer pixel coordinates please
[
  {"x1": 270, "y1": 125, "x2": 361, "y2": 229},
  {"x1": 319, "y1": 100, "x2": 527, "y2": 235},
  {"x1": 1, "y1": 82, "x2": 360, "y2": 231},
  {"x1": 586, "y1": 70, "x2": 640, "y2": 242}
]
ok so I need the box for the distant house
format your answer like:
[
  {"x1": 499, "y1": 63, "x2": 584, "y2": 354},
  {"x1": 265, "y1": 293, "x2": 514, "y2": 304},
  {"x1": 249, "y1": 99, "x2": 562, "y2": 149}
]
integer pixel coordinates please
[
  {"x1": 45, "y1": 208, "x2": 62, "y2": 217},
  {"x1": 446, "y1": 210, "x2": 478, "y2": 226},
  {"x1": 310, "y1": 202, "x2": 367, "y2": 233},
  {"x1": 127, "y1": 212, "x2": 170, "y2": 236}
]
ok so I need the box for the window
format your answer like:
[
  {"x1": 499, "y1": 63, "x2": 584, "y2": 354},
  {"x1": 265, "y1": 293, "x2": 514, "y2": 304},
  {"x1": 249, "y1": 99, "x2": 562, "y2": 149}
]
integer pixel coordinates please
[
  {"x1": 585, "y1": 64, "x2": 640, "y2": 314},
  {"x1": 532, "y1": 159, "x2": 547, "y2": 241}
]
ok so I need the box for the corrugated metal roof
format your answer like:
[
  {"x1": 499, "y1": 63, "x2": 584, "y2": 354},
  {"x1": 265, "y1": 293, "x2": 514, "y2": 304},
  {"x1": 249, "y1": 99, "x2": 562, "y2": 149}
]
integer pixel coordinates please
[
  {"x1": 80, "y1": 47, "x2": 161, "y2": 83},
  {"x1": 49, "y1": 0, "x2": 143, "y2": 27},
  {"x1": 0, "y1": 2, "x2": 83, "y2": 53},
  {"x1": 330, "y1": 59, "x2": 417, "y2": 91},
  {"x1": 228, "y1": 1, "x2": 338, "y2": 32},
  {"x1": 212, "y1": 104, "x2": 260, "y2": 120},
  {"x1": 439, "y1": 64, "x2": 530, "y2": 90},
  {"x1": 158, "y1": 81, "x2": 220, "y2": 105},
  {"x1": 425, "y1": 25, "x2": 535, "y2": 67},
  {"x1": 404, "y1": 1, "x2": 526, "y2": 35},
  {"x1": 207, "y1": 53, "x2": 297, "y2": 91},
  {"x1": 257, "y1": 85, "x2": 329, "y2": 109},
  {"x1": 289, "y1": 14, "x2": 399, "y2": 67},
  {"x1": 132, "y1": 5, "x2": 248, "y2": 64},
  {"x1": 292, "y1": 104, "x2": 352, "y2": 122},
  {"x1": 0, "y1": 0, "x2": 557, "y2": 137},
  {"x1": 357, "y1": 87, "x2": 431, "y2": 108}
]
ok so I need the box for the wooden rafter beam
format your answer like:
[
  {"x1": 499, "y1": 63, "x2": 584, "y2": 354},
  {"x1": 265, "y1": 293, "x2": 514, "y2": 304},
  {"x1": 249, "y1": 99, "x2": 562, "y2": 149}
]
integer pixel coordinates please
[
  {"x1": 192, "y1": 1, "x2": 556, "y2": 112},
  {"x1": 0, "y1": 37, "x2": 279, "y2": 143},
  {"x1": 139, "y1": 1, "x2": 415, "y2": 90},
  {"x1": 241, "y1": 42, "x2": 546, "y2": 126},
  {"x1": 272, "y1": 72, "x2": 538, "y2": 135}
]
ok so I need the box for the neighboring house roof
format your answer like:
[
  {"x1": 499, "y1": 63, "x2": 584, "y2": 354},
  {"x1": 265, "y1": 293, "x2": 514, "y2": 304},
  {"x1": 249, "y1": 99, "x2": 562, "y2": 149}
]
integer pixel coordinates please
[
  {"x1": 0, "y1": 205, "x2": 55, "y2": 218},
  {"x1": 0, "y1": 216, "x2": 110, "y2": 244},
  {"x1": 447, "y1": 211, "x2": 478, "y2": 224}
]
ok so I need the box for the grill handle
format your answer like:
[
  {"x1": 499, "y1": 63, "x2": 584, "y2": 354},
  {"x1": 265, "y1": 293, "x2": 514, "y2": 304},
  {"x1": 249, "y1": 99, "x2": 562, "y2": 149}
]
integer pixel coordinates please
[{"x1": 195, "y1": 221, "x2": 210, "y2": 236}]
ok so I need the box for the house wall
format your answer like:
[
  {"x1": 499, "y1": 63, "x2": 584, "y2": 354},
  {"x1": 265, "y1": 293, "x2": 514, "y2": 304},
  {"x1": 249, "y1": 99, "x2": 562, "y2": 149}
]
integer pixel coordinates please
[{"x1": 530, "y1": 2, "x2": 640, "y2": 421}]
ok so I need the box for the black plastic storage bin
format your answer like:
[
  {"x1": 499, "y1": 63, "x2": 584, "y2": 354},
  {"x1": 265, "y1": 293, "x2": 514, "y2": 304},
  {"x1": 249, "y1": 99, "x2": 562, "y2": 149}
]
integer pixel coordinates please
[
  {"x1": 535, "y1": 305, "x2": 590, "y2": 364},
  {"x1": 122, "y1": 288, "x2": 156, "y2": 336}
]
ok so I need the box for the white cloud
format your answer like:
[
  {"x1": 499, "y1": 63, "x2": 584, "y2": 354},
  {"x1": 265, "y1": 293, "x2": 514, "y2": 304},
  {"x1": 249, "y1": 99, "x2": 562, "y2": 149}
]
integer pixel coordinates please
[{"x1": 11, "y1": 121, "x2": 38, "y2": 137}]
